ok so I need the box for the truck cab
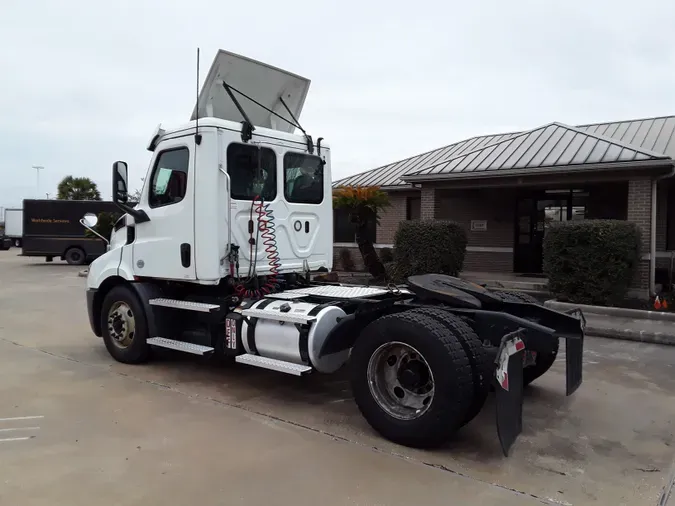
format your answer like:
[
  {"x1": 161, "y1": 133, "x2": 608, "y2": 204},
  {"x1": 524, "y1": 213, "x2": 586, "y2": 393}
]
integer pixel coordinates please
[{"x1": 87, "y1": 50, "x2": 332, "y2": 291}]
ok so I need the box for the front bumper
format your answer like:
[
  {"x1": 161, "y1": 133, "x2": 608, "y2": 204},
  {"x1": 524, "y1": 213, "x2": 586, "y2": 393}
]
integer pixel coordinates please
[{"x1": 86, "y1": 288, "x2": 101, "y2": 336}]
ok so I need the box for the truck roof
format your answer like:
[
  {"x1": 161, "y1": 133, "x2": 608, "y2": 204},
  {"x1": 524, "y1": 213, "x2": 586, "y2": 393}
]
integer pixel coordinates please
[{"x1": 157, "y1": 117, "x2": 330, "y2": 152}]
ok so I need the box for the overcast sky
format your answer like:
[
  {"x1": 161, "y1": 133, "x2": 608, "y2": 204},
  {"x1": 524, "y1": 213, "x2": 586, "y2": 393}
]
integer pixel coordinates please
[{"x1": 2, "y1": 0, "x2": 675, "y2": 209}]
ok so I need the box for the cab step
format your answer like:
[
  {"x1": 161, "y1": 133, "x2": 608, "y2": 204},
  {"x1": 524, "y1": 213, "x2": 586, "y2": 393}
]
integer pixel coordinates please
[
  {"x1": 147, "y1": 337, "x2": 214, "y2": 355},
  {"x1": 149, "y1": 298, "x2": 220, "y2": 313},
  {"x1": 235, "y1": 354, "x2": 312, "y2": 376}
]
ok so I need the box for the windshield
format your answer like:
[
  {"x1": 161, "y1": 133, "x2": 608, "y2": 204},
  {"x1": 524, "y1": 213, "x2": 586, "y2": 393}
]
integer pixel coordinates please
[{"x1": 284, "y1": 152, "x2": 324, "y2": 204}]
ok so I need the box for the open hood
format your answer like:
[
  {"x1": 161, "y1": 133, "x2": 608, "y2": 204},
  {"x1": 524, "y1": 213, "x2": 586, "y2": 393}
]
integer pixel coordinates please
[{"x1": 191, "y1": 49, "x2": 311, "y2": 134}]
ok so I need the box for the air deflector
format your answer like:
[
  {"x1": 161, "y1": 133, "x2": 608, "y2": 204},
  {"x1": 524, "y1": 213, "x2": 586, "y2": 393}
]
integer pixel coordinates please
[{"x1": 191, "y1": 49, "x2": 311, "y2": 134}]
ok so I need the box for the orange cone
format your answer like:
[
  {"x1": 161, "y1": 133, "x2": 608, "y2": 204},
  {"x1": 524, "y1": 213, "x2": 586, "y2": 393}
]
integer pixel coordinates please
[
  {"x1": 654, "y1": 296, "x2": 662, "y2": 310},
  {"x1": 663, "y1": 299, "x2": 669, "y2": 309}
]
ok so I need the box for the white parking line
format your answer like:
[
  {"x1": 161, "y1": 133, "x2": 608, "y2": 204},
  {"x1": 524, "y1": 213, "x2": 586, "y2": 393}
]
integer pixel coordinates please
[
  {"x1": 0, "y1": 437, "x2": 33, "y2": 443},
  {"x1": 0, "y1": 427, "x2": 39, "y2": 432},
  {"x1": 0, "y1": 416, "x2": 44, "y2": 422}
]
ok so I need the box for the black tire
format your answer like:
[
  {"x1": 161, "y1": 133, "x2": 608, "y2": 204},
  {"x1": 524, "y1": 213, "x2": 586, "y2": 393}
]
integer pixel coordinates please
[
  {"x1": 492, "y1": 290, "x2": 540, "y2": 305},
  {"x1": 404, "y1": 307, "x2": 491, "y2": 426},
  {"x1": 492, "y1": 290, "x2": 556, "y2": 384},
  {"x1": 14, "y1": 239, "x2": 20, "y2": 248},
  {"x1": 523, "y1": 339, "x2": 559, "y2": 386},
  {"x1": 64, "y1": 247, "x2": 86, "y2": 265},
  {"x1": 350, "y1": 310, "x2": 473, "y2": 449},
  {"x1": 100, "y1": 285, "x2": 150, "y2": 364}
]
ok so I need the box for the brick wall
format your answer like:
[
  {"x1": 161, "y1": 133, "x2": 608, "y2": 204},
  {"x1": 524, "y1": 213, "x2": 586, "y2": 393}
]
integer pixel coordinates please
[
  {"x1": 377, "y1": 191, "x2": 417, "y2": 244},
  {"x1": 656, "y1": 180, "x2": 669, "y2": 251},
  {"x1": 333, "y1": 245, "x2": 365, "y2": 271},
  {"x1": 436, "y1": 188, "x2": 515, "y2": 273},
  {"x1": 421, "y1": 188, "x2": 442, "y2": 220},
  {"x1": 627, "y1": 179, "x2": 652, "y2": 292}
]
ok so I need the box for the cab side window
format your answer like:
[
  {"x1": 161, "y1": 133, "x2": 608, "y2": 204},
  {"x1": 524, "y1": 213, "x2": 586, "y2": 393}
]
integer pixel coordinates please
[{"x1": 149, "y1": 148, "x2": 190, "y2": 208}]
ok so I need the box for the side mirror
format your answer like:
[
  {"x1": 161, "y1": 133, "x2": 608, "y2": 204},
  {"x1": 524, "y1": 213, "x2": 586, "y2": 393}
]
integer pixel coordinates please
[
  {"x1": 82, "y1": 212, "x2": 98, "y2": 228},
  {"x1": 112, "y1": 161, "x2": 129, "y2": 204}
]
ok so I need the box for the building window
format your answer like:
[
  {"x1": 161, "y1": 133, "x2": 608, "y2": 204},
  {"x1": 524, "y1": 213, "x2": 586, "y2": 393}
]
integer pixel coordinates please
[
  {"x1": 406, "y1": 197, "x2": 421, "y2": 220},
  {"x1": 284, "y1": 152, "x2": 324, "y2": 204},
  {"x1": 334, "y1": 208, "x2": 377, "y2": 243},
  {"x1": 148, "y1": 147, "x2": 190, "y2": 208},
  {"x1": 226, "y1": 143, "x2": 277, "y2": 201}
]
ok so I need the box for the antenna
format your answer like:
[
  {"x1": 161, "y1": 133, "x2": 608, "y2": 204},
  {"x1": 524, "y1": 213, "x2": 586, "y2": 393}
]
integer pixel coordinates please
[{"x1": 194, "y1": 47, "x2": 202, "y2": 145}]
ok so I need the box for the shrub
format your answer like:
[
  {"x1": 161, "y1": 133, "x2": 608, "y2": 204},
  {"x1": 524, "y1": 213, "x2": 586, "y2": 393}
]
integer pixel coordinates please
[
  {"x1": 543, "y1": 220, "x2": 642, "y2": 305},
  {"x1": 338, "y1": 248, "x2": 356, "y2": 272},
  {"x1": 379, "y1": 247, "x2": 394, "y2": 263},
  {"x1": 393, "y1": 220, "x2": 467, "y2": 279}
]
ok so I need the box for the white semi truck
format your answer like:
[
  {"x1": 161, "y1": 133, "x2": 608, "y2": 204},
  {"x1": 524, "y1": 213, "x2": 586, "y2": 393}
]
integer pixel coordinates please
[{"x1": 83, "y1": 49, "x2": 586, "y2": 455}]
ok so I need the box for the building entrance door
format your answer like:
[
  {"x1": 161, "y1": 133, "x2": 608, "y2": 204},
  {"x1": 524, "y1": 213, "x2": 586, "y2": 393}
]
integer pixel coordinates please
[{"x1": 514, "y1": 189, "x2": 587, "y2": 273}]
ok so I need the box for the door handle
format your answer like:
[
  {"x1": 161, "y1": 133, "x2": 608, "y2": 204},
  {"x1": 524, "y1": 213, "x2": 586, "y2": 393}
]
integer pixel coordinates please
[{"x1": 180, "y1": 243, "x2": 191, "y2": 268}]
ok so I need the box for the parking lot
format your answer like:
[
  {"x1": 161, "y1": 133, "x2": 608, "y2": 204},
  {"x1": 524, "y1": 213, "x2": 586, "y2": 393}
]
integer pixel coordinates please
[{"x1": 0, "y1": 251, "x2": 674, "y2": 505}]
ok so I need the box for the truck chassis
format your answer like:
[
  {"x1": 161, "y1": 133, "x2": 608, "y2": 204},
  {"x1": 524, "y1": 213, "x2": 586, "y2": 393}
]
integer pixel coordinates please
[{"x1": 87, "y1": 272, "x2": 584, "y2": 456}]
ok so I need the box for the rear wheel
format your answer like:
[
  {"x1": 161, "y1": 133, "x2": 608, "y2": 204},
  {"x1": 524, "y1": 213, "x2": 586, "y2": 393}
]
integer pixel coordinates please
[
  {"x1": 64, "y1": 247, "x2": 86, "y2": 265},
  {"x1": 523, "y1": 339, "x2": 559, "y2": 386},
  {"x1": 100, "y1": 285, "x2": 150, "y2": 364},
  {"x1": 404, "y1": 307, "x2": 491, "y2": 426},
  {"x1": 350, "y1": 311, "x2": 473, "y2": 449},
  {"x1": 492, "y1": 290, "x2": 540, "y2": 304},
  {"x1": 492, "y1": 290, "x2": 557, "y2": 384}
]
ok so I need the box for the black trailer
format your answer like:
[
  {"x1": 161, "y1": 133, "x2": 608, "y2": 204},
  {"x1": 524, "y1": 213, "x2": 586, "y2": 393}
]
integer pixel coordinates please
[{"x1": 21, "y1": 199, "x2": 118, "y2": 265}]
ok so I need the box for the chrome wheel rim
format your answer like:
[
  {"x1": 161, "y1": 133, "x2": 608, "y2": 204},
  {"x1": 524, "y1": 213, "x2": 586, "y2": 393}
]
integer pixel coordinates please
[
  {"x1": 107, "y1": 302, "x2": 136, "y2": 348},
  {"x1": 367, "y1": 341, "x2": 435, "y2": 420}
]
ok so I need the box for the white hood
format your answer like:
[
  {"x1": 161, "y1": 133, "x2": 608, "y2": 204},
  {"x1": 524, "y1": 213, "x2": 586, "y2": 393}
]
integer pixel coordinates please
[{"x1": 191, "y1": 49, "x2": 311, "y2": 134}]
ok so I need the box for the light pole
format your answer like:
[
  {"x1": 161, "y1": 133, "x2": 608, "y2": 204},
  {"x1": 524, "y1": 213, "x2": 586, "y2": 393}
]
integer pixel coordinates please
[{"x1": 31, "y1": 165, "x2": 44, "y2": 197}]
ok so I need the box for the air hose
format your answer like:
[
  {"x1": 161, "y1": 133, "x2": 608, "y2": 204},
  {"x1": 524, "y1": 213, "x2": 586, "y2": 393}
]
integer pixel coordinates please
[{"x1": 234, "y1": 196, "x2": 281, "y2": 298}]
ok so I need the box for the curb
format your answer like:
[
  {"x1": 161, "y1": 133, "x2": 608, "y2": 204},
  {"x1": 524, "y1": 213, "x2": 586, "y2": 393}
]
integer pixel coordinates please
[
  {"x1": 585, "y1": 325, "x2": 675, "y2": 346},
  {"x1": 545, "y1": 299, "x2": 675, "y2": 322}
]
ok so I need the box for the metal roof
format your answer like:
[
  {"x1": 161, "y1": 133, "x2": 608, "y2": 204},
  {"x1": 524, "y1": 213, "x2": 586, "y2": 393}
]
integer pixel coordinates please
[
  {"x1": 333, "y1": 115, "x2": 675, "y2": 188},
  {"x1": 406, "y1": 122, "x2": 670, "y2": 179},
  {"x1": 577, "y1": 115, "x2": 675, "y2": 159}
]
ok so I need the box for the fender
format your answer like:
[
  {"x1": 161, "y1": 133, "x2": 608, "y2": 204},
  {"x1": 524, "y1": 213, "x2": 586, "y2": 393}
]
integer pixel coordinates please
[{"x1": 87, "y1": 278, "x2": 165, "y2": 340}]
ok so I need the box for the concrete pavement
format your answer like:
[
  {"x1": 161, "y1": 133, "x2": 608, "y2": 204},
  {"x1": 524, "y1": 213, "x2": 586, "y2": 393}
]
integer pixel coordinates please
[{"x1": 1, "y1": 250, "x2": 674, "y2": 505}]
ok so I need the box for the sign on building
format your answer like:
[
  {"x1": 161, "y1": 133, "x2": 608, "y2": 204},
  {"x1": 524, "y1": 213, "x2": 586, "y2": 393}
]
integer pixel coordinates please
[{"x1": 471, "y1": 220, "x2": 487, "y2": 231}]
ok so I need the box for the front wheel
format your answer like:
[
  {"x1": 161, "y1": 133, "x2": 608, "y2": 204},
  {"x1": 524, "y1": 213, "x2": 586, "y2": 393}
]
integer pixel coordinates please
[
  {"x1": 350, "y1": 311, "x2": 473, "y2": 449},
  {"x1": 100, "y1": 285, "x2": 150, "y2": 364}
]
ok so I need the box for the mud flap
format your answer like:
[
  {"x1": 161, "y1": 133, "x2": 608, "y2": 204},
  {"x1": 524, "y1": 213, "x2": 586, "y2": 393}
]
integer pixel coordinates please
[
  {"x1": 495, "y1": 330, "x2": 525, "y2": 457},
  {"x1": 564, "y1": 308, "x2": 585, "y2": 396}
]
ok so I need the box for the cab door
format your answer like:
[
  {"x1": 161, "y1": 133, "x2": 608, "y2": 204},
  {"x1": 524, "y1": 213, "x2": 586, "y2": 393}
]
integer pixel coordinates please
[{"x1": 130, "y1": 138, "x2": 196, "y2": 280}]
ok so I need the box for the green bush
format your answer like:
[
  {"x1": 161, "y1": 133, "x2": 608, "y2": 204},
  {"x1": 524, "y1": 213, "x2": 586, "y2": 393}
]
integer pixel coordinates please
[
  {"x1": 543, "y1": 220, "x2": 642, "y2": 305},
  {"x1": 393, "y1": 220, "x2": 467, "y2": 279}
]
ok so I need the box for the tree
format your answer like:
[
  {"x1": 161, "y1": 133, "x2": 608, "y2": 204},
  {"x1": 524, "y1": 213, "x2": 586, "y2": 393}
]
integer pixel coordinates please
[
  {"x1": 333, "y1": 185, "x2": 390, "y2": 279},
  {"x1": 57, "y1": 176, "x2": 101, "y2": 201}
]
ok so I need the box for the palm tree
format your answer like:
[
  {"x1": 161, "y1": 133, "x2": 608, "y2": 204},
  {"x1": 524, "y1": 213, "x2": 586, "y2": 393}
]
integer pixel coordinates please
[
  {"x1": 333, "y1": 185, "x2": 390, "y2": 279},
  {"x1": 57, "y1": 176, "x2": 101, "y2": 201}
]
